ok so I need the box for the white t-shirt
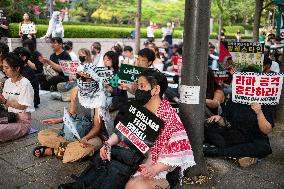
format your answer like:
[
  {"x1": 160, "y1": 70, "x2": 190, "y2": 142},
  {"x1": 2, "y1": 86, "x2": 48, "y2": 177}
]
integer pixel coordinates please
[
  {"x1": 69, "y1": 51, "x2": 79, "y2": 62},
  {"x1": 2, "y1": 77, "x2": 35, "y2": 113},
  {"x1": 122, "y1": 56, "x2": 136, "y2": 66},
  {"x1": 147, "y1": 26, "x2": 154, "y2": 38},
  {"x1": 271, "y1": 61, "x2": 280, "y2": 73}
]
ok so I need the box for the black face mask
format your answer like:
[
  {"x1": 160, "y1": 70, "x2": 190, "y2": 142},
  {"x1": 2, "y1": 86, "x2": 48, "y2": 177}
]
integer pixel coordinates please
[
  {"x1": 135, "y1": 89, "x2": 152, "y2": 105},
  {"x1": 79, "y1": 56, "x2": 86, "y2": 63},
  {"x1": 91, "y1": 50, "x2": 97, "y2": 55}
]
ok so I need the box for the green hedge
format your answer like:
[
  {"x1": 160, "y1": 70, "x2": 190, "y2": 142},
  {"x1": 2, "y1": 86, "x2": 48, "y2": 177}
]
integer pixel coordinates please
[{"x1": 9, "y1": 23, "x2": 252, "y2": 39}]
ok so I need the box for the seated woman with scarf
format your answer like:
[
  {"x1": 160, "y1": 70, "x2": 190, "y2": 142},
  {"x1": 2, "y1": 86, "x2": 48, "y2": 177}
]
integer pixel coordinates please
[
  {"x1": 33, "y1": 63, "x2": 109, "y2": 163},
  {"x1": 58, "y1": 69, "x2": 195, "y2": 189}
]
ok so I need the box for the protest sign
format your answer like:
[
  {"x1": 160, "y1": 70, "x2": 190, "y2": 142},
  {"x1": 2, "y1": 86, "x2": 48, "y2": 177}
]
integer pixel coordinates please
[
  {"x1": 118, "y1": 64, "x2": 144, "y2": 84},
  {"x1": 0, "y1": 9, "x2": 6, "y2": 23},
  {"x1": 59, "y1": 61, "x2": 80, "y2": 77},
  {"x1": 115, "y1": 104, "x2": 164, "y2": 154},
  {"x1": 95, "y1": 67, "x2": 113, "y2": 84},
  {"x1": 214, "y1": 70, "x2": 230, "y2": 82},
  {"x1": 232, "y1": 72, "x2": 283, "y2": 105},
  {"x1": 180, "y1": 85, "x2": 200, "y2": 104},
  {"x1": 63, "y1": 107, "x2": 81, "y2": 139},
  {"x1": 219, "y1": 42, "x2": 264, "y2": 70},
  {"x1": 20, "y1": 24, "x2": 36, "y2": 35}
]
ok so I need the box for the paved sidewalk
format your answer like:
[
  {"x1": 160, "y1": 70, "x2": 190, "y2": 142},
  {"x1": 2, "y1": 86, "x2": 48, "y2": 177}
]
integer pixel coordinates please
[{"x1": 0, "y1": 92, "x2": 283, "y2": 189}]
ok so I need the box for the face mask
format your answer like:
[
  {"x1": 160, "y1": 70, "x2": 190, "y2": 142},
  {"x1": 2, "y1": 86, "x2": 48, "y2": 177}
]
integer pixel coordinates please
[
  {"x1": 79, "y1": 56, "x2": 86, "y2": 63},
  {"x1": 91, "y1": 50, "x2": 97, "y2": 55},
  {"x1": 135, "y1": 89, "x2": 152, "y2": 105}
]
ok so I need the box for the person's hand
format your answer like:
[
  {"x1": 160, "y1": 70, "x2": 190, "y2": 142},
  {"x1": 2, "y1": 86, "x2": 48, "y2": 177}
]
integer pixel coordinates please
[
  {"x1": 251, "y1": 102, "x2": 262, "y2": 115},
  {"x1": 105, "y1": 85, "x2": 113, "y2": 93},
  {"x1": 80, "y1": 137, "x2": 90, "y2": 148},
  {"x1": 39, "y1": 56, "x2": 49, "y2": 65},
  {"x1": 0, "y1": 94, "x2": 6, "y2": 104},
  {"x1": 100, "y1": 145, "x2": 108, "y2": 160},
  {"x1": 41, "y1": 118, "x2": 61, "y2": 125},
  {"x1": 118, "y1": 83, "x2": 129, "y2": 91},
  {"x1": 207, "y1": 115, "x2": 222, "y2": 123},
  {"x1": 139, "y1": 164, "x2": 159, "y2": 179}
]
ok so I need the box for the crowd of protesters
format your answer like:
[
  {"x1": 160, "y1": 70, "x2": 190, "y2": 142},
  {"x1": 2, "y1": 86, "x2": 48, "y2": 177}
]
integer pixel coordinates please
[{"x1": 0, "y1": 11, "x2": 282, "y2": 189}]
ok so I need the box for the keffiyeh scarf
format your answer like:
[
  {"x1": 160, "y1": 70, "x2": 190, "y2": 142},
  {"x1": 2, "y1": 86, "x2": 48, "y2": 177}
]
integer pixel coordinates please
[{"x1": 151, "y1": 99, "x2": 195, "y2": 179}]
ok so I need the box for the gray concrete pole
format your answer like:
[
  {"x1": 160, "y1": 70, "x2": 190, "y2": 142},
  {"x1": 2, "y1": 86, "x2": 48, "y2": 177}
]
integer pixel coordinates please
[
  {"x1": 50, "y1": 0, "x2": 54, "y2": 18},
  {"x1": 180, "y1": 0, "x2": 210, "y2": 176},
  {"x1": 134, "y1": 0, "x2": 142, "y2": 54}
]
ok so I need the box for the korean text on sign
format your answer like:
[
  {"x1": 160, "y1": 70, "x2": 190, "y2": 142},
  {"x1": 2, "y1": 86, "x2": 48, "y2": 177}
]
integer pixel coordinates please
[{"x1": 232, "y1": 72, "x2": 283, "y2": 105}]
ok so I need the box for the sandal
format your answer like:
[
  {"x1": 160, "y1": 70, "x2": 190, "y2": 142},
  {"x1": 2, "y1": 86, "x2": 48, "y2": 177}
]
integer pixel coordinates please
[{"x1": 33, "y1": 146, "x2": 55, "y2": 158}]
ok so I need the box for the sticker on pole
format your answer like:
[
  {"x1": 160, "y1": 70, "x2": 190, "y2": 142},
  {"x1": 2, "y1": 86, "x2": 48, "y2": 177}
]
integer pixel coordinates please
[
  {"x1": 232, "y1": 72, "x2": 284, "y2": 105},
  {"x1": 114, "y1": 104, "x2": 164, "y2": 154},
  {"x1": 180, "y1": 85, "x2": 200, "y2": 104}
]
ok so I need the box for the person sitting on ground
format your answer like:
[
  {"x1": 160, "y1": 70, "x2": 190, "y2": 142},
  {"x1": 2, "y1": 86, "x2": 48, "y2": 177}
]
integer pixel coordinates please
[
  {"x1": 122, "y1": 46, "x2": 136, "y2": 66},
  {"x1": 13, "y1": 47, "x2": 40, "y2": 108},
  {"x1": 58, "y1": 68, "x2": 195, "y2": 189},
  {"x1": 91, "y1": 42, "x2": 103, "y2": 66},
  {"x1": 206, "y1": 70, "x2": 225, "y2": 116},
  {"x1": 63, "y1": 40, "x2": 79, "y2": 61},
  {"x1": 51, "y1": 48, "x2": 93, "y2": 102},
  {"x1": 33, "y1": 63, "x2": 109, "y2": 163},
  {"x1": 0, "y1": 53, "x2": 34, "y2": 142},
  {"x1": 0, "y1": 42, "x2": 9, "y2": 92},
  {"x1": 148, "y1": 45, "x2": 164, "y2": 71},
  {"x1": 204, "y1": 67, "x2": 275, "y2": 168},
  {"x1": 111, "y1": 42, "x2": 124, "y2": 67},
  {"x1": 40, "y1": 37, "x2": 71, "y2": 91}
]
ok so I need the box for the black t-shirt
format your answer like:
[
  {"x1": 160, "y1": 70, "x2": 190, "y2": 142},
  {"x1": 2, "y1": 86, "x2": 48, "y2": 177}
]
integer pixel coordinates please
[
  {"x1": 31, "y1": 51, "x2": 43, "y2": 74},
  {"x1": 0, "y1": 18, "x2": 9, "y2": 37},
  {"x1": 222, "y1": 100, "x2": 274, "y2": 141},
  {"x1": 50, "y1": 50, "x2": 71, "y2": 76}
]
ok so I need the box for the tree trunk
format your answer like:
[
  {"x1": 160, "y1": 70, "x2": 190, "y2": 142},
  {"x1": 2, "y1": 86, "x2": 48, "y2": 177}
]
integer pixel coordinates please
[
  {"x1": 134, "y1": 0, "x2": 142, "y2": 54},
  {"x1": 180, "y1": 0, "x2": 210, "y2": 176},
  {"x1": 253, "y1": 0, "x2": 264, "y2": 42},
  {"x1": 218, "y1": 0, "x2": 224, "y2": 53}
]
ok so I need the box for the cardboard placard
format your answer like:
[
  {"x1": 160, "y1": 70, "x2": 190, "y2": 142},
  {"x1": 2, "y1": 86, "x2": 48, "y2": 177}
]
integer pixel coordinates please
[
  {"x1": 220, "y1": 42, "x2": 264, "y2": 70},
  {"x1": 118, "y1": 64, "x2": 144, "y2": 84},
  {"x1": 59, "y1": 61, "x2": 80, "y2": 76},
  {"x1": 214, "y1": 70, "x2": 230, "y2": 82},
  {"x1": 232, "y1": 72, "x2": 283, "y2": 105},
  {"x1": 115, "y1": 104, "x2": 164, "y2": 154},
  {"x1": 20, "y1": 24, "x2": 36, "y2": 34},
  {"x1": 63, "y1": 107, "x2": 81, "y2": 139},
  {"x1": 95, "y1": 67, "x2": 113, "y2": 84}
]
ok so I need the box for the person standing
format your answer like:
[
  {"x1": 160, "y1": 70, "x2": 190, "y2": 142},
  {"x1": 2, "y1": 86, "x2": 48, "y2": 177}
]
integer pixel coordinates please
[
  {"x1": 162, "y1": 22, "x2": 174, "y2": 45},
  {"x1": 146, "y1": 21, "x2": 157, "y2": 43},
  {"x1": 41, "y1": 11, "x2": 64, "y2": 39},
  {"x1": 19, "y1": 13, "x2": 36, "y2": 46}
]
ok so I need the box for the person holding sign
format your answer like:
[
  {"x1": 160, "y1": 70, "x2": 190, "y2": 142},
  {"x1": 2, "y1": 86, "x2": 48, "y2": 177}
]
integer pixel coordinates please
[
  {"x1": 19, "y1": 13, "x2": 36, "y2": 46},
  {"x1": 204, "y1": 67, "x2": 275, "y2": 168},
  {"x1": 34, "y1": 64, "x2": 109, "y2": 163},
  {"x1": 0, "y1": 9, "x2": 9, "y2": 44},
  {"x1": 58, "y1": 69, "x2": 195, "y2": 189}
]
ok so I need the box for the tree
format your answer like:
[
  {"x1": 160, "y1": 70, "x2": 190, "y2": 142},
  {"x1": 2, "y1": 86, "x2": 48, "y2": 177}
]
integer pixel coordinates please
[
  {"x1": 253, "y1": 0, "x2": 275, "y2": 42},
  {"x1": 180, "y1": 0, "x2": 210, "y2": 177}
]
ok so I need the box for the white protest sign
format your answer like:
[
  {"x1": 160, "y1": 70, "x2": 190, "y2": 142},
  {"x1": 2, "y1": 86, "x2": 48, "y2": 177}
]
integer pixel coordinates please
[
  {"x1": 232, "y1": 72, "x2": 283, "y2": 105},
  {"x1": 63, "y1": 107, "x2": 81, "y2": 139},
  {"x1": 180, "y1": 85, "x2": 200, "y2": 104},
  {"x1": 96, "y1": 67, "x2": 113, "y2": 84},
  {"x1": 59, "y1": 61, "x2": 80, "y2": 76},
  {"x1": 21, "y1": 24, "x2": 36, "y2": 34}
]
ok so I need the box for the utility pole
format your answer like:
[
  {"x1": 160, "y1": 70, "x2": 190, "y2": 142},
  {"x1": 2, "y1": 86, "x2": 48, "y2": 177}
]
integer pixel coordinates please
[
  {"x1": 218, "y1": 0, "x2": 224, "y2": 53},
  {"x1": 180, "y1": 0, "x2": 210, "y2": 176},
  {"x1": 134, "y1": 0, "x2": 142, "y2": 54},
  {"x1": 50, "y1": 0, "x2": 54, "y2": 18}
]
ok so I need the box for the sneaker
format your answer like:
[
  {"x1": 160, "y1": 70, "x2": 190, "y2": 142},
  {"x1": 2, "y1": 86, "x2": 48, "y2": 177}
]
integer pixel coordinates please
[{"x1": 238, "y1": 157, "x2": 257, "y2": 168}]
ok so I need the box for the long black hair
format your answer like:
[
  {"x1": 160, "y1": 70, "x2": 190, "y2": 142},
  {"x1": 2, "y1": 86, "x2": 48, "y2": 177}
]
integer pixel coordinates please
[
  {"x1": 2, "y1": 53, "x2": 24, "y2": 74},
  {"x1": 104, "y1": 51, "x2": 119, "y2": 71}
]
